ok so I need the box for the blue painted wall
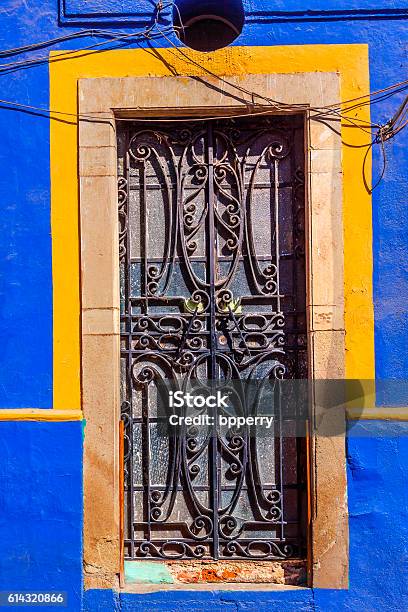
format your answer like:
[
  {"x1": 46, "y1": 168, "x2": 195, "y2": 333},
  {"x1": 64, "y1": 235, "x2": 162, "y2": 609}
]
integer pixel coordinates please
[
  {"x1": 82, "y1": 422, "x2": 408, "y2": 611},
  {"x1": 0, "y1": 423, "x2": 407, "y2": 612},
  {"x1": 0, "y1": 421, "x2": 83, "y2": 611},
  {"x1": 0, "y1": 1, "x2": 407, "y2": 610}
]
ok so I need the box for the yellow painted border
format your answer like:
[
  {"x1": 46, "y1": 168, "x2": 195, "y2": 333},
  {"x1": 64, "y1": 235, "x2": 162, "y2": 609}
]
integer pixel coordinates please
[
  {"x1": 45, "y1": 44, "x2": 377, "y2": 418},
  {"x1": 49, "y1": 44, "x2": 375, "y2": 412},
  {"x1": 346, "y1": 407, "x2": 408, "y2": 421},
  {"x1": 0, "y1": 409, "x2": 83, "y2": 421}
]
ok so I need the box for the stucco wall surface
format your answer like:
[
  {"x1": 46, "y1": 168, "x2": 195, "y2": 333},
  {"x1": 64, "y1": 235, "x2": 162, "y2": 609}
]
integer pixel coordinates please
[
  {"x1": 0, "y1": 1, "x2": 406, "y2": 405},
  {"x1": 0, "y1": 0, "x2": 407, "y2": 610},
  {"x1": 81, "y1": 422, "x2": 408, "y2": 611},
  {"x1": 0, "y1": 421, "x2": 83, "y2": 610},
  {"x1": 0, "y1": 423, "x2": 406, "y2": 612}
]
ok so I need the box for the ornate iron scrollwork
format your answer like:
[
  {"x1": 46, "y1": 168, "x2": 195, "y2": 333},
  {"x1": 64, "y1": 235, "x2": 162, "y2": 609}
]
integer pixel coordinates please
[{"x1": 118, "y1": 115, "x2": 308, "y2": 561}]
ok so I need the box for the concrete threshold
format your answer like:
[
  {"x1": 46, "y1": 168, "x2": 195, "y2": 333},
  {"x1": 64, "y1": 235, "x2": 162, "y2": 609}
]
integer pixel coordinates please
[{"x1": 121, "y1": 583, "x2": 309, "y2": 594}]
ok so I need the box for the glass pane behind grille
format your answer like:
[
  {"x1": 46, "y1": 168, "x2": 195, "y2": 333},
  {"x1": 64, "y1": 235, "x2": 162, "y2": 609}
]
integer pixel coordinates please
[{"x1": 118, "y1": 115, "x2": 308, "y2": 561}]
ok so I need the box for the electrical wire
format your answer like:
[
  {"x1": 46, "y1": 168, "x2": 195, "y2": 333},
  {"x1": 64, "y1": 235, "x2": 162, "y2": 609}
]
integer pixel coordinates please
[
  {"x1": 0, "y1": 30, "x2": 130, "y2": 58},
  {"x1": 0, "y1": 2, "x2": 181, "y2": 74},
  {"x1": 155, "y1": 21, "x2": 408, "y2": 194},
  {"x1": 0, "y1": 6, "x2": 397, "y2": 134},
  {"x1": 0, "y1": 27, "x2": 182, "y2": 74},
  {"x1": 0, "y1": 21, "x2": 405, "y2": 140},
  {"x1": 0, "y1": 0, "x2": 170, "y2": 59},
  {"x1": 155, "y1": 26, "x2": 404, "y2": 135},
  {"x1": 0, "y1": 3, "x2": 404, "y2": 132},
  {"x1": 0, "y1": 2, "x2": 405, "y2": 192}
]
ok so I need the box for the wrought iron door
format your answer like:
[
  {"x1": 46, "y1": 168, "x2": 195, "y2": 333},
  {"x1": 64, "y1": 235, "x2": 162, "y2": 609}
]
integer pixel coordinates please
[{"x1": 118, "y1": 115, "x2": 307, "y2": 561}]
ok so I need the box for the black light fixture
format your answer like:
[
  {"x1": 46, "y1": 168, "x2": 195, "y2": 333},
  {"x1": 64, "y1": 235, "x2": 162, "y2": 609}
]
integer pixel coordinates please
[{"x1": 173, "y1": 0, "x2": 244, "y2": 52}]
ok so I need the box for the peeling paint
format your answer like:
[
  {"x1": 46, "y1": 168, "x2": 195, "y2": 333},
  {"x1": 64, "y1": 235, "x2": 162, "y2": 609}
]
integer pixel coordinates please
[{"x1": 124, "y1": 562, "x2": 174, "y2": 585}]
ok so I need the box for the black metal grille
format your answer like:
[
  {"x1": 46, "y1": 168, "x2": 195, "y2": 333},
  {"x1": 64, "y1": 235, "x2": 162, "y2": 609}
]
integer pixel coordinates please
[{"x1": 118, "y1": 115, "x2": 308, "y2": 561}]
